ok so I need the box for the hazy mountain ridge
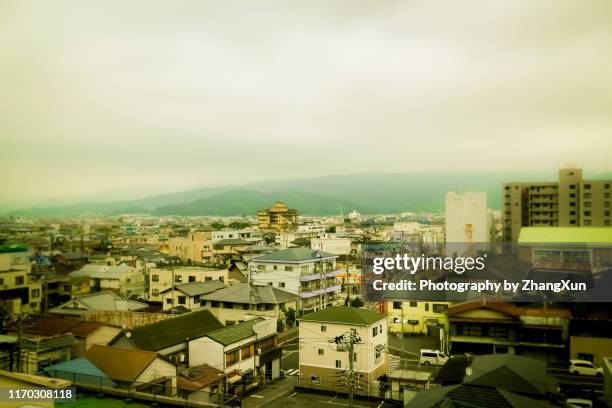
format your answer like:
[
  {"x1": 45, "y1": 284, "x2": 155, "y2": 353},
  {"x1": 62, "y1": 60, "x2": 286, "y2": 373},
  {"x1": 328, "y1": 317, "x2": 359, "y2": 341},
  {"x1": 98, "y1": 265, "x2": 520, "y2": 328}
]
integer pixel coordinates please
[{"x1": 5, "y1": 171, "x2": 612, "y2": 217}]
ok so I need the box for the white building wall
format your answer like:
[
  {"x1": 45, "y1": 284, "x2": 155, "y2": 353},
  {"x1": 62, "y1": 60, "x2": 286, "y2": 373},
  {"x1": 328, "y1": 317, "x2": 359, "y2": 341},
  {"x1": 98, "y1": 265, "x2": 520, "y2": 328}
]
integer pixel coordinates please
[
  {"x1": 134, "y1": 358, "x2": 177, "y2": 390},
  {"x1": 310, "y1": 238, "x2": 351, "y2": 255},
  {"x1": 189, "y1": 338, "x2": 224, "y2": 369},
  {"x1": 445, "y1": 192, "x2": 489, "y2": 244}
]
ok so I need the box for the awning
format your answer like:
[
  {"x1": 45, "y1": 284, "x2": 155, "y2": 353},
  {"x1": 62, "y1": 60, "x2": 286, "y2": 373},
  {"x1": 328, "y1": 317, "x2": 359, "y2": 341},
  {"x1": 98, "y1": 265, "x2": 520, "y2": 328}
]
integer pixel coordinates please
[{"x1": 227, "y1": 375, "x2": 242, "y2": 384}]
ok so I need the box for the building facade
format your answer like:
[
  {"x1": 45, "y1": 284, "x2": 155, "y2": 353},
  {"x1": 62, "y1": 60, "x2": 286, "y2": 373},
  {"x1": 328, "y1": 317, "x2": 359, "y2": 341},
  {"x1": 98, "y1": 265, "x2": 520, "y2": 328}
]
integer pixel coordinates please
[
  {"x1": 249, "y1": 248, "x2": 341, "y2": 315},
  {"x1": 257, "y1": 202, "x2": 298, "y2": 232},
  {"x1": 503, "y1": 167, "x2": 612, "y2": 242},
  {"x1": 298, "y1": 306, "x2": 388, "y2": 397}
]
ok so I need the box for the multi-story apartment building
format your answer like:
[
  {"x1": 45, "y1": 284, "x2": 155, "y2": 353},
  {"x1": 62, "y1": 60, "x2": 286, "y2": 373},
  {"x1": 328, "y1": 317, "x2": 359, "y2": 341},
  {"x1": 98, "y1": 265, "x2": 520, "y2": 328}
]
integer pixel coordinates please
[
  {"x1": 257, "y1": 201, "x2": 298, "y2": 232},
  {"x1": 445, "y1": 192, "x2": 489, "y2": 244},
  {"x1": 70, "y1": 264, "x2": 145, "y2": 299},
  {"x1": 249, "y1": 248, "x2": 341, "y2": 315},
  {"x1": 0, "y1": 245, "x2": 42, "y2": 315},
  {"x1": 147, "y1": 266, "x2": 228, "y2": 301},
  {"x1": 167, "y1": 230, "x2": 212, "y2": 263},
  {"x1": 211, "y1": 229, "x2": 262, "y2": 243},
  {"x1": 298, "y1": 306, "x2": 387, "y2": 396},
  {"x1": 503, "y1": 167, "x2": 612, "y2": 242}
]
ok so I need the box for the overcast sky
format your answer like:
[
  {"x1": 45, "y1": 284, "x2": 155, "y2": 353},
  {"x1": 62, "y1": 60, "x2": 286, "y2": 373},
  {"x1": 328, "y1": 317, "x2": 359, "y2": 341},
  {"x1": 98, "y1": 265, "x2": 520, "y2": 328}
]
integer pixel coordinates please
[{"x1": 1, "y1": 0, "x2": 611, "y2": 207}]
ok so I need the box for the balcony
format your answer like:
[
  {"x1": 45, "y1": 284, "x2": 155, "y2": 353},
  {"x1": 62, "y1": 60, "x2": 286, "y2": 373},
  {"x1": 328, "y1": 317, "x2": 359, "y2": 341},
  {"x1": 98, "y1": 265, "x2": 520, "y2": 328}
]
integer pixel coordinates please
[
  {"x1": 299, "y1": 269, "x2": 341, "y2": 282},
  {"x1": 300, "y1": 284, "x2": 341, "y2": 298}
]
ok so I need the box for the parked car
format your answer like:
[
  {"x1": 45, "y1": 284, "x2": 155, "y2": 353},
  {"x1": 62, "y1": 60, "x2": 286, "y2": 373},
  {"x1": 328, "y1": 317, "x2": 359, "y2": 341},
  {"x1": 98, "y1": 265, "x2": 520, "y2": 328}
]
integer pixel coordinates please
[
  {"x1": 566, "y1": 398, "x2": 593, "y2": 408},
  {"x1": 568, "y1": 360, "x2": 603, "y2": 376},
  {"x1": 419, "y1": 349, "x2": 449, "y2": 366}
]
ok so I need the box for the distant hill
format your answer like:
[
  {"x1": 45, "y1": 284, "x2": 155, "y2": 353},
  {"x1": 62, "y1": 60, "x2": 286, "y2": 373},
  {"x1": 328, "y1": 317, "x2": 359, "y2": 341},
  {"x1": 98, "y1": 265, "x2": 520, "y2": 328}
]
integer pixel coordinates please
[{"x1": 6, "y1": 171, "x2": 612, "y2": 217}]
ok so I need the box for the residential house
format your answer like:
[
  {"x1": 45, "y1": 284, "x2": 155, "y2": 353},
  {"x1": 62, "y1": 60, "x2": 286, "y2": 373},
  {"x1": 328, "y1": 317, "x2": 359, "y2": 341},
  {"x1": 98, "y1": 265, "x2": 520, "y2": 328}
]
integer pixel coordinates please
[
  {"x1": 250, "y1": 247, "x2": 341, "y2": 315},
  {"x1": 148, "y1": 266, "x2": 227, "y2": 302},
  {"x1": 177, "y1": 364, "x2": 226, "y2": 405},
  {"x1": 212, "y1": 238, "x2": 254, "y2": 264},
  {"x1": 387, "y1": 300, "x2": 450, "y2": 336},
  {"x1": 0, "y1": 369, "x2": 71, "y2": 408},
  {"x1": 49, "y1": 290, "x2": 149, "y2": 318},
  {"x1": 199, "y1": 283, "x2": 299, "y2": 326},
  {"x1": 70, "y1": 263, "x2": 145, "y2": 299},
  {"x1": 448, "y1": 300, "x2": 570, "y2": 361},
  {"x1": 42, "y1": 357, "x2": 117, "y2": 387},
  {"x1": 298, "y1": 306, "x2": 388, "y2": 397},
  {"x1": 85, "y1": 345, "x2": 177, "y2": 395},
  {"x1": 189, "y1": 317, "x2": 281, "y2": 395},
  {"x1": 0, "y1": 244, "x2": 42, "y2": 315},
  {"x1": 110, "y1": 309, "x2": 223, "y2": 363},
  {"x1": 159, "y1": 281, "x2": 225, "y2": 311},
  {"x1": 22, "y1": 317, "x2": 121, "y2": 358},
  {"x1": 3, "y1": 332, "x2": 75, "y2": 374}
]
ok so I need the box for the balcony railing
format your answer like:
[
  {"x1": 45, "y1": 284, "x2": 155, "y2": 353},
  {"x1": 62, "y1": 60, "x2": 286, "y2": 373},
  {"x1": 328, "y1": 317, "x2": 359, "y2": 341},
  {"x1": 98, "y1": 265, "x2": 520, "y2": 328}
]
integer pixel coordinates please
[{"x1": 299, "y1": 269, "x2": 341, "y2": 282}]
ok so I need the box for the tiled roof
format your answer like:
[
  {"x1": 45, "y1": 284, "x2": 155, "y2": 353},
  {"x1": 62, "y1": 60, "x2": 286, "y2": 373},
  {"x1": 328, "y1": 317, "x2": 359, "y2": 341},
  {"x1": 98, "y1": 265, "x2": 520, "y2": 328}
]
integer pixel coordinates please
[
  {"x1": 126, "y1": 309, "x2": 223, "y2": 351},
  {"x1": 43, "y1": 357, "x2": 117, "y2": 387},
  {"x1": 299, "y1": 306, "x2": 384, "y2": 326},
  {"x1": 178, "y1": 364, "x2": 225, "y2": 390},
  {"x1": 24, "y1": 318, "x2": 104, "y2": 337},
  {"x1": 449, "y1": 300, "x2": 519, "y2": 317},
  {"x1": 159, "y1": 281, "x2": 225, "y2": 297},
  {"x1": 465, "y1": 354, "x2": 552, "y2": 396},
  {"x1": 207, "y1": 318, "x2": 264, "y2": 346},
  {"x1": 253, "y1": 247, "x2": 336, "y2": 262},
  {"x1": 84, "y1": 345, "x2": 158, "y2": 382},
  {"x1": 407, "y1": 383, "x2": 554, "y2": 408},
  {"x1": 200, "y1": 283, "x2": 298, "y2": 304}
]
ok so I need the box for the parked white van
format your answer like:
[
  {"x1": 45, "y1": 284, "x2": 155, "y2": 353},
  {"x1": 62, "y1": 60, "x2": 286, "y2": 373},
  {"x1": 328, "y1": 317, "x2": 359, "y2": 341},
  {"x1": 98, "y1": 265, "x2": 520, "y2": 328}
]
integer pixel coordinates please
[{"x1": 420, "y1": 349, "x2": 449, "y2": 366}]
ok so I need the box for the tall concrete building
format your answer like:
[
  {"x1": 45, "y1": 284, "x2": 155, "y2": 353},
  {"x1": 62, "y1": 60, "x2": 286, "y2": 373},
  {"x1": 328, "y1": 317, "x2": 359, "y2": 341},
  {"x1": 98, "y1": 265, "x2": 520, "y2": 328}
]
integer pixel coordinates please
[
  {"x1": 445, "y1": 192, "x2": 489, "y2": 244},
  {"x1": 257, "y1": 201, "x2": 298, "y2": 232},
  {"x1": 503, "y1": 168, "x2": 612, "y2": 242}
]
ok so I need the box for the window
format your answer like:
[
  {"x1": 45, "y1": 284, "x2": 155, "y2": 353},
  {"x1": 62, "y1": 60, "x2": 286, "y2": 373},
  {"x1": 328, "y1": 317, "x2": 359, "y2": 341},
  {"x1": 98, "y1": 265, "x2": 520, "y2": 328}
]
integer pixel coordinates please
[
  {"x1": 268, "y1": 282, "x2": 273, "y2": 286},
  {"x1": 584, "y1": 220, "x2": 592, "y2": 226},
  {"x1": 241, "y1": 345, "x2": 254, "y2": 359},
  {"x1": 584, "y1": 211, "x2": 592, "y2": 216},
  {"x1": 570, "y1": 184, "x2": 576, "y2": 189},
  {"x1": 569, "y1": 193, "x2": 576, "y2": 198},
  {"x1": 372, "y1": 327, "x2": 378, "y2": 337},
  {"x1": 63, "y1": 284, "x2": 71, "y2": 292},
  {"x1": 166, "y1": 298, "x2": 173, "y2": 304},
  {"x1": 15, "y1": 276, "x2": 24, "y2": 285},
  {"x1": 175, "y1": 275, "x2": 182, "y2": 283},
  {"x1": 205, "y1": 276, "x2": 212, "y2": 281},
  {"x1": 151, "y1": 274, "x2": 159, "y2": 282},
  {"x1": 489, "y1": 326, "x2": 508, "y2": 338},
  {"x1": 433, "y1": 304, "x2": 448, "y2": 313},
  {"x1": 311, "y1": 376, "x2": 320, "y2": 384},
  {"x1": 225, "y1": 350, "x2": 239, "y2": 366},
  {"x1": 605, "y1": 184, "x2": 610, "y2": 189},
  {"x1": 584, "y1": 202, "x2": 591, "y2": 208},
  {"x1": 318, "y1": 349, "x2": 324, "y2": 355},
  {"x1": 606, "y1": 193, "x2": 611, "y2": 198},
  {"x1": 375, "y1": 350, "x2": 381, "y2": 359},
  {"x1": 321, "y1": 325, "x2": 327, "y2": 332},
  {"x1": 31, "y1": 289, "x2": 40, "y2": 298},
  {"x1": 584, "y1": 193, "x2": 592, "y2": 199},
  {"x1": 570, "y1": 202, "x2": 576, "y2": 207},
  {"x1": 189, "y1": 276, "x2": 196, "y2": 282},
  {"x1": 285, "y1": 266, "x2": 293, "y2": 271},
  {"x1": 0, "y1": 278, "x2": 3, "y2": 285},
  {"x1": 570, "y1": 211, "x2": 576, "y2": 215},
  {"x1": 353, "y1": 353, "x2": 357, "y2": 362},
  {"x1": 152, "y1": 289, "x2": 159, "y2": 296},
  {"x1": 425, "y1": 303, "x2": 429, "y2": 312},
  {"x1": 584, "y1": 184, "x2": 591, "y2": 189},
  {"x1": 301, "y1": 265, "x2": 310, "y2": 273},
  {"x1": 212, "y1": 301, "x2": 220, "y2": 307},
  {"x1": 258, "y1": 265, "x2": 266, "y2": 271},
  {"x1": 409, "y1": 301, "x2": 417, "y2": 307},
  {"x1": 393, "y1": 301, "x2": 402, "y2": 309},
  {"x1": 178, "y1": 296, "x2": 186, "y2": 305},
  {"x1": 605, "y1": 202, "x2": 610, "y2": 208},
  {"x1": 279, "y1": 282, "x2": 285, "y2": 288},
  {"x1": 335, "y1": 360, "x2": 341, "y2": 368}
]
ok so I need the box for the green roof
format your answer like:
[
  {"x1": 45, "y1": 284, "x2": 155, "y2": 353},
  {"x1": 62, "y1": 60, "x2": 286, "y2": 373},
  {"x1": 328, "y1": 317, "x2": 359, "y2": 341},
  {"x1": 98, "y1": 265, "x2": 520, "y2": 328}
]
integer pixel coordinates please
[
  {"x1": 299, "y1": 306, "x2": 384, "y2": 326},
  {"x1": 518, "y1": 227, "x2": 612, "y2": 244},
  {"x1": 253, "y1": 247, "x2": 336, "y2": 263},
  {"x1": 125, "y1": 309, "x2": 223, "y2": 351},
  {"x1": 0, "y1": 244, "x2": 28, "y2": 253},
  {"x1": 206, "y1": 318, "x2": 264, "y2": 346}
]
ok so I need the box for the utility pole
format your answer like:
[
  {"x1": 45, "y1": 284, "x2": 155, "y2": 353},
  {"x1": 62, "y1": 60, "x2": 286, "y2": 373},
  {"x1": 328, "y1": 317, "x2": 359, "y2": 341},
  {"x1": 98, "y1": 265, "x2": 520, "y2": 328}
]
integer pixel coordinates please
[{"x1": 333, "y1": 328, "x2": 362, "y2": 408}]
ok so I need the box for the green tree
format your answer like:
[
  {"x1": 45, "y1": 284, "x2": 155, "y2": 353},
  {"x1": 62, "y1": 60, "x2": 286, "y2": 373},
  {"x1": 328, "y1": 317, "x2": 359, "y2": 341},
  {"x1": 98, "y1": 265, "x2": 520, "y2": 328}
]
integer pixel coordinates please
[
  {"x1": 285, "y1": 308, "x2": 296, "y2": 327},
  {"x1": 210, "y1": 221, "x2": 225, "y2": 230},
  {"x1": 350, "y1": 297, "x2": 364, "y2": 308}
]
